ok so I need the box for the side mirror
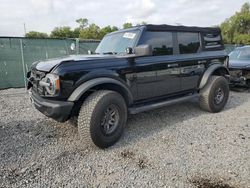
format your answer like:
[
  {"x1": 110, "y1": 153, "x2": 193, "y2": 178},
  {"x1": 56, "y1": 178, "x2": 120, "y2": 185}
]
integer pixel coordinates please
[{"x1": 134, "y1": 45, "x2": 152, "y2": 56}]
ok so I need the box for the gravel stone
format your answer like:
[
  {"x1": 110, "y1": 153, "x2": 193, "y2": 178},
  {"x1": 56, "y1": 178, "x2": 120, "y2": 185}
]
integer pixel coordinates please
[{"x1": 0, "y1": 88, "x2": 249, "y2": 187}]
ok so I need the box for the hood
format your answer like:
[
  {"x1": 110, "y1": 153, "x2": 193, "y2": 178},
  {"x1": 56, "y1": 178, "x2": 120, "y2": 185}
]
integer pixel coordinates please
[
  {"x1": 228, "y1": 59, "x2": 250, "y2": 69},
  {"x1": 32, "y1": 54, "x2": 117, "y2": 72}
]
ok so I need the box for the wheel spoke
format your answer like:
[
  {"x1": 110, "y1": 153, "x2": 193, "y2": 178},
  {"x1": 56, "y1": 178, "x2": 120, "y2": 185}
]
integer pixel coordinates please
[
  {"x1": 100, "y1": 104, "x2": 120, "y2": 135},
  {"x1": 214, "y1": 87, "x2": 224, "y2": 104},
  {"x1": 110, "y1": 110, "x2": 116, "y2": 116},
  {"x1": 105, "y1": 124, "x2": 110, "y2": 132}
]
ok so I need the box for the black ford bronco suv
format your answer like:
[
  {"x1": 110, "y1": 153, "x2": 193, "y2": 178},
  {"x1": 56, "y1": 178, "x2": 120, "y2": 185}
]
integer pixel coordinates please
[{"x1": 27, "y1": 24, "x2": 230, "y2": 148}]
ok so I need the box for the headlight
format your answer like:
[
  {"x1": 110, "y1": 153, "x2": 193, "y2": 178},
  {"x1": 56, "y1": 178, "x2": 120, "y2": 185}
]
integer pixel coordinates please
[{"x1": 39, "y1": 74, "x2": 60, "y2": 96}]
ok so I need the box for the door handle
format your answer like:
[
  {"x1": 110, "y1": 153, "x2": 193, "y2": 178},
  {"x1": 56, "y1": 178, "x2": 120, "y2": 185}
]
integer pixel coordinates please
[{"x1": 167, "y1": 63, "x2": 178, "y2": 68}]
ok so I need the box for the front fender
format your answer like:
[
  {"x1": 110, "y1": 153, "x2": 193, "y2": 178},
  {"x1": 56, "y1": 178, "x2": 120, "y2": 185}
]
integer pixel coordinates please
[
  {"x1": 199, "y1": 64, "x2": 230, "y2": 89},
  {"x1": 74, "y1": 69, "x2": 120, "y2": 87},
  {"x1": 67, "y1": 77, "x2": 133, "y2": 103}
]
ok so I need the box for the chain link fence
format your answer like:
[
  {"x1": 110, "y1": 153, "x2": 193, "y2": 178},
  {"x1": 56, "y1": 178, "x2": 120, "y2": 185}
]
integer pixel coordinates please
[
  {"x1": 224, "y1": 44, "x2": 237, "y2": 54},
  {"x1": 0, "y1": 37, "x2": 99, "y2": 89}
]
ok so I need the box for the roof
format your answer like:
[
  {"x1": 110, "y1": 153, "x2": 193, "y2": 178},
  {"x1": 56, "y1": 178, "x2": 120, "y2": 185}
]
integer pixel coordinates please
[
  {"x1": 105, "y1": 24, "x2": 222, "y2": 37},
  {"x1": 144, "y1": 24, "x2": 221, "y2": 33}
]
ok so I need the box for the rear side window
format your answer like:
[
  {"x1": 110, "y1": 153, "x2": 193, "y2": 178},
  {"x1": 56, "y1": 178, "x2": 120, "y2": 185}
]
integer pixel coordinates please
[
  {"x1": 177, "y1": 32, "x2": 200, "y2": 54},
  {"x1": 139, "y1": 31, "x2": 173, "y2": 56},
  {"x1": 203, "y1": 33, "x2": 223, "y2": 50}
]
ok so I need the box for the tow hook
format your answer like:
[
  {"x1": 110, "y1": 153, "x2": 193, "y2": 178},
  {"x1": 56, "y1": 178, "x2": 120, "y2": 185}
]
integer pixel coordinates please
[{"x1": 29, "y1": 90, "x2": 34, "y2": 104}]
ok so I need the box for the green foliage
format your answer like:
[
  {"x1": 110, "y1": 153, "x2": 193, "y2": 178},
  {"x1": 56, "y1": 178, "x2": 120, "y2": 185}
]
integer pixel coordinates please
[
  {"x1": 76, "y1": 18, "x2": 89, "y2": 29},
  {"x1": 73, "y1": 28, "x2": 81, "y2": 38},
  {"x1": 221, "y1": 2, "x2": 250, "y2": 44},
  {"x1": 123, "y1": 23, "x2": 133, "y2": 29},
  {"x1": 241, "y1": 2, "x2": 250, "y2": 13},
  {"x1": 50, "y1": 26, "x2": 77, "y2": 38},
  {"x1": 49, "y1": 18, "x2": 119, "y2": 39},
  {"x1": 79, "y1": 23, "x2": 119, "y2": 40},
  {"x1": 25, "y1": 31, "x2": 48, "y2": 38},
  {"x1": 234, "y1": 34, "x2": 250, "y2": 44},
  {"x1": 79, "y1": 24, "x2": 101, "y2": 39},
  {"x1": 25, "y1": 17, "x2": 148, "y2": 40},
  {"x1": 99, "y1": 26, "x2": 118, "y2": 39}
]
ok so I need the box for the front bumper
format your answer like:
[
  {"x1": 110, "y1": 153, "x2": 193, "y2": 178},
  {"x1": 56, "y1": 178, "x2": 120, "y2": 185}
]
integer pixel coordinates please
[
  {"x1": 30, "y1": 92, "x2": 74, "y2": 122},
  {"x1": 229, "y1": 68, "x2": 250, "y2": 87},
  {"x1": 230, "y1": 76, "x2": 247, "y2": 86}
]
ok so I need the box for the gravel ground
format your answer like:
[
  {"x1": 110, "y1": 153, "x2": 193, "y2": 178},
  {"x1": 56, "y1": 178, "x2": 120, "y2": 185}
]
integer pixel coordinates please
[{"x1": 0, "y1": 88, "x2": 249, "y2": 188}]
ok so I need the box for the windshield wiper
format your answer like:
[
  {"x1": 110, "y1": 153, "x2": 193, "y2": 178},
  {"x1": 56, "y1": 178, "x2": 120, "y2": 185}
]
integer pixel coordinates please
[{"x1": 103, "y1": 52, "x2": 117, "y2": 55}]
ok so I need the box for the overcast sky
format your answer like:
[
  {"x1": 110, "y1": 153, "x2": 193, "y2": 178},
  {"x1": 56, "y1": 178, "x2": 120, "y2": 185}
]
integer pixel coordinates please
[{"x1": 0, "y1": 0, "x2": 249, "y2": 36}]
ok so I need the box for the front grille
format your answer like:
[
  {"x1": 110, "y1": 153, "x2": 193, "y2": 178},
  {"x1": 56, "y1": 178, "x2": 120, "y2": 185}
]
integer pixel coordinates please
[
  {"x1": 29, "y1": 69, "x2": 46, "y2": 95},
  {"x1": 31, "y1": 69, "x2": 46, "y2": 81}
]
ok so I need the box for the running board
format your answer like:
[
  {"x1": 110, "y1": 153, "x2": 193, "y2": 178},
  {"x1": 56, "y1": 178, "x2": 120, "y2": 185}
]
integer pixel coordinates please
[{"x1": 128, "y1": 93, "x2": 199, "y2": 114}]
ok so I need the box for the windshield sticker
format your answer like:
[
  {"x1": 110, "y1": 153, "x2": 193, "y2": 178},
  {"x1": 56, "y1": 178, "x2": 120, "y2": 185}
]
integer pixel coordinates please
[{"x1": 123, "y1": 32, "x2": 136, "y2": 39}]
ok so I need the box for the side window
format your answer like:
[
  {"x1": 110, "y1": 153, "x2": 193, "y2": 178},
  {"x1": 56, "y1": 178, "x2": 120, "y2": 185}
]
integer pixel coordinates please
[
  {"x1": 177, "y1": 32, "x2": 200, "y2": 54},
  {"x1": 139, "y1": 31, "x2": 173, "y2": 56},
  {"x1": 203, "y1": 33, "x2": 222, "y2": 49}
]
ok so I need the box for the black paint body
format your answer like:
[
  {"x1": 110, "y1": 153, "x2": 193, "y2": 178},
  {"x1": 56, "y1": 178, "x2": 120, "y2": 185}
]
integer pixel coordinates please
[{"x1": 28, "y1": 24, "x2": 228, "y2": 121}]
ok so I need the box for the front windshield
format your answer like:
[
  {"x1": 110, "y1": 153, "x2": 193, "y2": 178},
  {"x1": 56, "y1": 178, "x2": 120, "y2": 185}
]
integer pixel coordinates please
[
  {"x1": 95, "y1": 30, "x2": 139, "y2": 54},
  {"x1": 229, "y1": 47, "x2": 250, "y2": 60}
]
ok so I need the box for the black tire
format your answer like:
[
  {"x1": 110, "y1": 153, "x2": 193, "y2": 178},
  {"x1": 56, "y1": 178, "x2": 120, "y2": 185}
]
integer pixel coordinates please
[
  {"x1": 199, "y1": 76, "x2": 229, "y2": 113},
  {"x1": 77, "y1": 90, "x2": 127, "y2": 148}
]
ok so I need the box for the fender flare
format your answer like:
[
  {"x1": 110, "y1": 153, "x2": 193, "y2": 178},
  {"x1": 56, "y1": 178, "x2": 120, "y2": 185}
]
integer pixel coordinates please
[
  {"x1": 67, "y1": 77, "x2": 133, "y2": 104},
  {"x1": 199, "y1": 64, "x2": 230, "y2": 89}
]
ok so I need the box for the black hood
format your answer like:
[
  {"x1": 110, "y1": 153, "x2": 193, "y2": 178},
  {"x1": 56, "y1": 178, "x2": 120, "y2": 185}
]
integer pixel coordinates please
[{"x1": 32, "y1": 54, "x2": 117, "y2": 72}]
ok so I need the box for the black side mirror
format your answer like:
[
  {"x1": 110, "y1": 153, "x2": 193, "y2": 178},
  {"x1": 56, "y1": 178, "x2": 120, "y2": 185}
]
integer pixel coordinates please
[{"x1": 134, "y1": 45, "x2": 152, "y2": 56}]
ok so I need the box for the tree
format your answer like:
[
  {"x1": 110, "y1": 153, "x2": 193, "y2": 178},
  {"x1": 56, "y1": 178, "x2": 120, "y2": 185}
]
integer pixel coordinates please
[
  {"x1": 25, "y1": 31, "x2": 48, "y2": 38},
  {"x1": 123, "y1": 23, "x2": 133, "y2": 29},
  {"x1": 241, "y1": 2, "x2": 250, "y2": 13},
  {"x1": 50, "y1": 26, "x2": 76, "y2": 38},
  {"x1": 99, "y1": 25, "x2": 118, "y2": 38},
  {"x1": 234, "y1": 34, "x2": 250, "y2": 44},
  {"x1": 79, "y1": 24, "x2": 101, "y2": 39},
  {"x1": 111, "y1": 26, "x2": 119, "y2": 31},
  {"x1": 27, "y1": 18, "x2": 122, "y2": 40},
  {"x1": 220, "y1": 18, "x2": 235, "y2": 43},
  {"x1": 49, "y1": 19, "x2": 119, "y2": 40},
  {"x1": 76, "y1": 18, "x2": 89, "y2": 29},
  {"x1": 73, "y1": 27, "x2": 81, "y2": 38},
  {"x1": 220, "y1": 2, "x2": 250, "y2": 44}
]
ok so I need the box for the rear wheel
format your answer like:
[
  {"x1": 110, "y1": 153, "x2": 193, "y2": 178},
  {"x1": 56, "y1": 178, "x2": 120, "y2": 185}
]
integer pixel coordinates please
[
  {"x1": 77, "y1": 90, "x2": 127, "y2": 148},
  {"x1": 199, "y1": 76, "x2": 229, "y2": 113}
]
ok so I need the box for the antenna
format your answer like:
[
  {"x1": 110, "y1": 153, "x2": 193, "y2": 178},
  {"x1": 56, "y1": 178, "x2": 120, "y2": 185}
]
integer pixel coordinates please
[{"x1": 23, "y1": 23, "x2": 27, "y2": 36}]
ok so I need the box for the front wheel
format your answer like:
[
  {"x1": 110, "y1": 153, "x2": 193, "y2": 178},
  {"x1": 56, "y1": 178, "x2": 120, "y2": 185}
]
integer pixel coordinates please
[
  {"x1": 77, "y1": 90, "x2": 127, "y2": 148},
  {"x1": 199, "y1": 76, "x2": 229, "y2": 113}
]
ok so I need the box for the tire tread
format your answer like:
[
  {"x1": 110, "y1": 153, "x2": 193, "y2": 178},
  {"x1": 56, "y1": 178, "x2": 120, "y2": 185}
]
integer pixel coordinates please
[
  {"x1": 77, "y1": 90, "x2": 114, "y2": 148},
  {"x1": 199, "y1": 76, "x2": 229, "y2": 113}
]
